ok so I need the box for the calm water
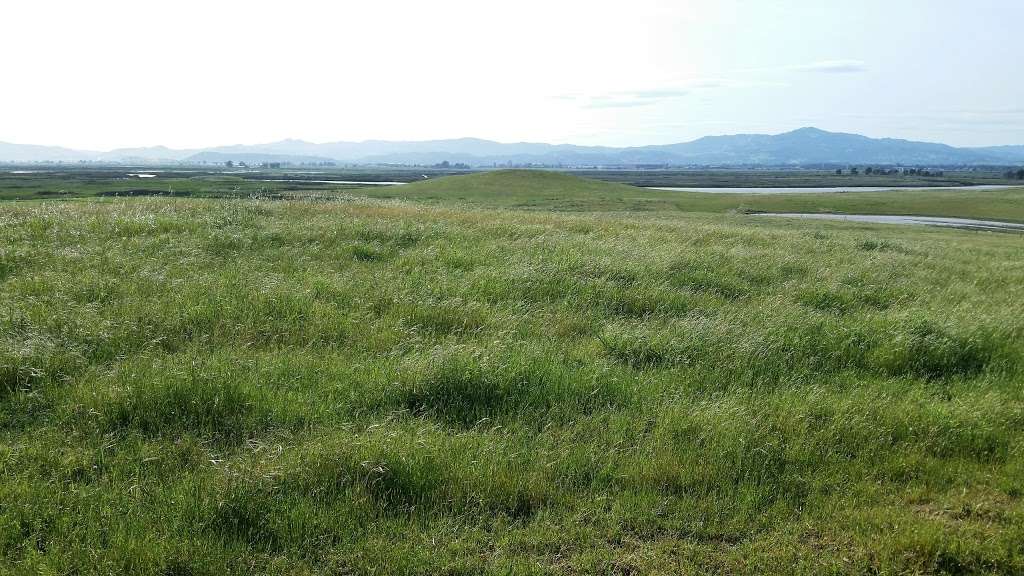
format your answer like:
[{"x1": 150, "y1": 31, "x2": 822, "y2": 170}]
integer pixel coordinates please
[
  {"x1": 646, "y1": 185, "x2": 1016, "y2": 194},
  {"x1": 752, "y1": 213, "x2": 1024, "y2": 232}
]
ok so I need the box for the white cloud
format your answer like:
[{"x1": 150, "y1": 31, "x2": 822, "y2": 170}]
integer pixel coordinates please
[
  {"x1": 556, "y1": 75, "x2": 792, "y2": 112},
  {"x1": 790, "y1": 60, "x2": 869, "y2": 73},
  {"x1": 582, "y1": 89, "x2": 690, "y2": 109},
  {"x1": 739, "y1": 60, "x2": 869, "y2": 75}
]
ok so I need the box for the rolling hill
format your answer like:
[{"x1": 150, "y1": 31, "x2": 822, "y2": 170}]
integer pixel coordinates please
[{"x1": 358, "y1": 169, "x2": 1024, "y2": 218}]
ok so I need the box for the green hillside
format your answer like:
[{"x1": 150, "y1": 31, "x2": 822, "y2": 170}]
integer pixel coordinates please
[
  {"x1": 363, "y1": 169, "x2": 1024, "y2": 222},
  {"x1": 383, "y1": 169, "x2": 667, "y2": 210}
]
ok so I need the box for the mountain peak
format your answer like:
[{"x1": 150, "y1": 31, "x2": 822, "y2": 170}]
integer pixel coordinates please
[
  {"x1": 783, "y1": 127, "x2": 832, "y2": 136},
  {"x1": 1, "y1": 129, "x2": 1021, "y2": 165}
]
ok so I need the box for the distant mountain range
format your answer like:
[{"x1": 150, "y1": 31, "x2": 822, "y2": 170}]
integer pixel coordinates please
[{"x1": 2, "y1": 128, "x2": 1023, "y2": 167}]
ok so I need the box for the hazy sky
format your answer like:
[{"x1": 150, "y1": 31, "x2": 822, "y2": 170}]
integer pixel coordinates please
[{"x1": 2, "y1": 0, "x2": 1021, "y2": 150}]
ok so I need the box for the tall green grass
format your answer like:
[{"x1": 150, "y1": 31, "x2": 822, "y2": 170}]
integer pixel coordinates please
[{"x1": 1, "y1": 193, "x2": 1022, "y2": 574}]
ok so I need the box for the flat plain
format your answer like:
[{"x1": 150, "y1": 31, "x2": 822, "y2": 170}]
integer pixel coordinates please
[{"x1": 1, "y1": 170, "x2": 1023, "y2": 574}]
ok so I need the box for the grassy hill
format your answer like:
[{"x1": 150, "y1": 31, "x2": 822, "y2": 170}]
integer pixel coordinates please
[
  {"x1": 1, "y1": 193, "x2": 1023, "y2": 574},
  {"x1": 362, "y1": 169, "x2": 1024, "y2": 222},
  {"x1": 384, "y1": 169, "x2": 662, "y2": 210}
]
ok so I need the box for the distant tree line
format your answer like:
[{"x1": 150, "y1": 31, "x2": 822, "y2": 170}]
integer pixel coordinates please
[
  {"x1": 836, "y1": 167, "x2": 944, "y2": 177},
  {"x1": 432, "y1": 160, "x2": 472, "y2": 169},
  {"x1": 1004, "y1": 168, "x2": 1024, "y2": 180},
  {"x1": 223, "y1": 160, "x2": 333, "y2": 168}
]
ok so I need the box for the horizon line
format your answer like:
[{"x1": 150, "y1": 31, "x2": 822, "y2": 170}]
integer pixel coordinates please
[{"x1": 2, "y1": 126, "x2": 1022, "y2": 154}]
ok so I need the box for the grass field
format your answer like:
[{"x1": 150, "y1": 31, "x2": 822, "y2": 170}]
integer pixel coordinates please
[{"x1": 2, "y1": 171, "x2": 1023, "y2": 574}]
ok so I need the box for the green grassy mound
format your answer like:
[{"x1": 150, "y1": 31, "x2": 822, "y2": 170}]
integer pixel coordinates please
[
  {"x1": 364, "y1": 170, "x2": 1024, "y2": 222},
  {"x1": 370, "y1": 169, "x2": 672, "y2": 210}
]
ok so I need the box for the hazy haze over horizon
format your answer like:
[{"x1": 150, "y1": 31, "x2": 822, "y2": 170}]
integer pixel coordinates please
[{"x1": 2, "y1": 0, "x2": 1021, "y2": 151}]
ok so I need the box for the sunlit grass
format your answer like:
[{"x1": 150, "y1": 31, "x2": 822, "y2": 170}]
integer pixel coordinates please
[{"x1": 1, "y1": 187, "x2": 1023, "y2": 574}]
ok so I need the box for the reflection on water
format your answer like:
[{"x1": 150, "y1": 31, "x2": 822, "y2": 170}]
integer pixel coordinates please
[
  {"x1": 647, "y1": 185, "x2": 1016, "y2": 194},
  {"x1": 753, "y1": 213, "x2": 1024, "y2": 232}
]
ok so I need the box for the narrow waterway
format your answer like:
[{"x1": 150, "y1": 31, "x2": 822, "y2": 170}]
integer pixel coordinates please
[
  {"x1": 646, "y1": 185, "x2": 1016, "y2": 194},
  {"x1": 752, "y1": 213, "x2": 1024, "y2": 232}
]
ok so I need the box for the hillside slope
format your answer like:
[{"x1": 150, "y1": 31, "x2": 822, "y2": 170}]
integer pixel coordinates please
[
  {"x1": 359, "y1": 170, "x2": 1024, "y2": 219},
  {"x1": 384, "y1": 169, "x2": 656, "y2": 210}
]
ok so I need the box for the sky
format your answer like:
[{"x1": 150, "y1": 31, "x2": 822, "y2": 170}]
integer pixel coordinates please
[{"x1": 1, "y1": 0, "x2": 1022, "y2": 150}]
